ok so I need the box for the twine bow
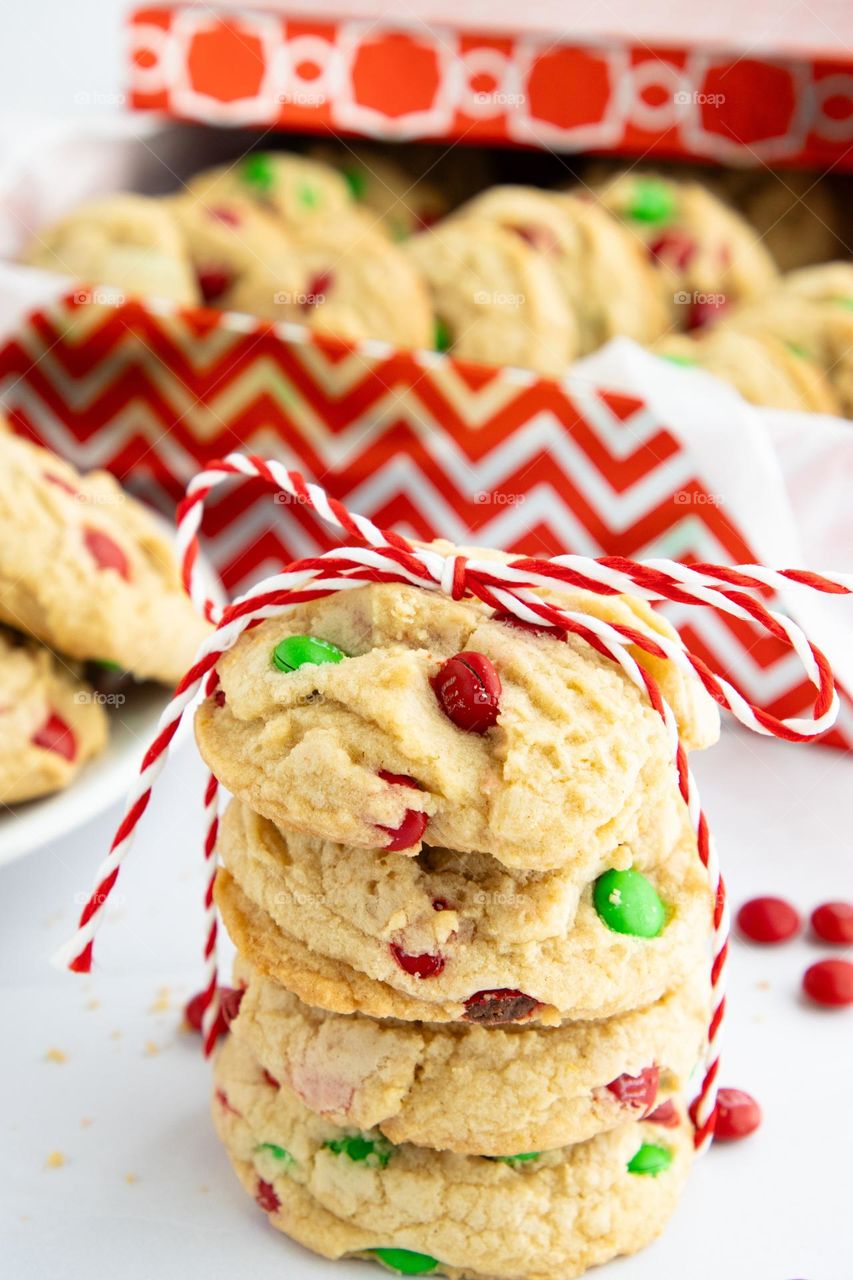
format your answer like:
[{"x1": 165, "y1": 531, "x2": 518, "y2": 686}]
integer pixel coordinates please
[{"x1": 55, "y1": 453, "x2": 853, "y2": 1153}]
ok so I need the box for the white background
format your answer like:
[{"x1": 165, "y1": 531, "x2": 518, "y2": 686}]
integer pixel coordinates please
[{"x1": 1, "y1": 3, "x2": 852, "y2": 1278}]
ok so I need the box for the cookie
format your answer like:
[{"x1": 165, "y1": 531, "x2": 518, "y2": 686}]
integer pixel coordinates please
[
  {"x1": 0, "y1": 432, "x2": 211, "y2": 683},
  {"x1": 594, "y1": 172, "x2": 778, "y2": 328},
  {"x1": 405, "y1": 217, "x2": 577, "y2": 374},
  {"x1": 213, "y1": 1032, "x2": 693, "y2": 1280},
  {"x1": 184, "y1": 153, "x2": 355, "y2": 230},
  {"x1": 22, "y1": 194, "x2": 199, "y2": 306},
  {"x1": 724, "y1": 290, "x2": 853, "y2": 417},
  {"x1": 215, "y1": 797, "x2": 711, "y2": 1025},
  {"x1": 456, "y1": 186, "x2": 669, "y2": 353},
  {"x1": 229, "y1": 954, "x2": 708, "y2": 1155},
  {"x1": 0, "y1": 626, "x2": 107, "y2": 804},
  {"x1": 308, "y1": 143, "x2": 448, "y2": 239},
  {"x1": 776, "y1": 261, "x2": 853, "y2": 307},
  {"x1": 168, "y1": 194, "x2": 307, "y2": 311},
  {"x1": 195, "y1": 576, "x2": 718, "y2": 873},
  {"x1": 229, "y1": 213, "x2": 435, "y2": 348},
  {"x1": 656, "y1": 328, "x2": 841, "y2": 414}
]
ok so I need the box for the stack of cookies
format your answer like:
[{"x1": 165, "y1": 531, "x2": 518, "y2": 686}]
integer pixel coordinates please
[
  {"x1": 0, "y1": 425, "x2": 210, "y2": 805},
  {"x1": 194, "y1": 556, "x2": 721, "y2": 1279}
]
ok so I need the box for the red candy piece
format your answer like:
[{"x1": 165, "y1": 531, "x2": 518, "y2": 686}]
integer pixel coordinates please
[
  {"x1": 197, "y1": 266, "x2": 233, "y2": 303},
  {"x1": 376, "y1": 771, "x2": 427, "y2": 851},
  {"x1": 606, "y1": 1065, "x2": 659, "y2": 1112},
  {"x1": 390, "y1": 943, "x2": 445, "y2": 980},
  {"x1": 686, "y1": 297, "x2": 729, "y2": 330},
  {"x1": 648, "y1": 229, "x2": 696, "y2": 271},
  {"x1": 432, "y1": 897, "x2": 455, "y2": 912},
  {"x1": 209, "y1": 205, "x2": 241, "y2": 226},
  {"x1": 811, "y1": 901, "x2": 853, "y2": 945},
  {"x1": 43, "y1": 471, "x2": 79, "y2": 497},
  {"x1": 255, "y1": 1179, "x2": 280, "y2": 1213},
  {"x1": 714, "y1": 1087, "x2": 761, "y2": 1141},
  {"x1": 262, "y1": 1069, "x2": 281, "y2": 1089},
  {"x1": 644, "y1": 1099, "x2": 680, "y2": 1128},
  {"x1": 213, "y1": 689, "x2": 227, "y2": 708},
  {"x1": 510, "y1": 223, "x2": 559, "y2": 253},
  {"x1": 31, "y1": 712, "x2": 77, "y2": 762},
  {"x1": 463, "y1": 989, "x2": 541, "y2": 1025},
  {"x1": 803, "y1": 958, "x2": 853, "y2": 1007},
  {"x1": 215, "y1": 1087, "x2": 240, "y2": 1118},
  {"x1": 183, "y1": 988, "x2": 231, "y2": 1040},
  {"x1": 432, "y1": 651, "x2": 501, "y2": 734},
  {"x1": 492, "y1": 610, "x2": 567, "y2": 642},
  {"x1": 220, "y1": 986, "x2": 245, "y2": 1027},
  {"x1": 301, "y1": 270, "x2": 334, "y2": 310},
  {"x1": 736, "y1": 896, "x2": 800, "y2": 944},
  {"x1": 83, "y1": 527, "x2": 130, "y2": 580}
]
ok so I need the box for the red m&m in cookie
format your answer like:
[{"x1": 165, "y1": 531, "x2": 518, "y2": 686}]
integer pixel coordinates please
[
  {"x1": 376, "y1": 771, "x2": 428, "y2": 851},
  {"x1": 432, "y1": 651, "x2": 501, "y2": 734}
]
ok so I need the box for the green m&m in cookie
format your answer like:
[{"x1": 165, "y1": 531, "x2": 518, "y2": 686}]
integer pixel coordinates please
[
  {"x1": 241, "y1": 153, "x2": 275, "y2": 193},
  {"x1": 272, "y1": 634, "x2": 346, "y2": 673},
  {"x1": 325, "y1": 1132, "x2": 393, "y2": 1168},
  {"x1": 627, "y1": 178, "x2": 677, "y2": 225},
  {"x1": 627, "y1": 1142, "x2": 673, "y2": 1176},
  {"x1": 593, "y1": 869, "x2": 666, "y2": 938},
  {"x1": 369, "y1": 1249, "x2": 440, "y2": 1276},
  {"x1": 255, "y1": 1142, "x2": 295, "y2": 1170}
]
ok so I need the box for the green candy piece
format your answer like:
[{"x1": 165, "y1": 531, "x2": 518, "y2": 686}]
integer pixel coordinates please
[
  {"x1": 272, "y1": 634, "x2": 346, "y2": 673},
  {"x1": 627, "y1": 1142, "x2": 673, "y2": 1177},
  {"x1": 593, "y1": 868, "x2": 665, "y2": 938},
  {"x1": 833, "y1": 296, "x2": 853, "y2": 311},
  {"x1": 786, "y1": 341, "x2": 810, "y2": 359},
  {"x1": 241, "y1": 153, "x2": 275, "y2": 192},
  {"x1": 369, "y1": 1249, "x2": 440, "y2": 1276},
  {"x1": 325, "y1": 1133, "x2": 393, "y2": 1168},
  {"x1": 659, "y1": 352, "x2": 697, "y2": 368},
  {"x1": 489, "y1": 1151, "x2": 541, "y2": 1165},
  {"x1": 256, "y1": 1142, "x2": 294, "y2": 1169},
  {"x1": 627, "y1": 179, "x2": 676, "y2": 225},
  {"x1": 343, "y1": 167, "x2": 368, "y2": 200},
  {"x1": 93, "y1": 658, "x2": 124, "y2": 671},
  {"x1": 298, "y1": 184, "x2": 320, "y2": 209},
  {"x1": 434, "y1": 318, "x2": 452, "y2": 352}
]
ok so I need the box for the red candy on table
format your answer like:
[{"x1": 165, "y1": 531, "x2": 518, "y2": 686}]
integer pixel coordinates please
[
  {"x1": 255, "y1": 1179, "x2": 281, "y2": 1213},
  {"x1": 802, "y1": 959, "x2": 853, "y2": 1007},
  {"x1": 31, "y1": 712, "x2": 77, "y2": 762},
  {"x1": 736, "y1": 896, "x2": 801, "y2": 944},
  {"x1": 714, "y1": 1087, "x2": 761, "y2": 1141},
  {"x1": 644, "y1": 1099, "x2": 680, "y2": 1128},
  {"x1": 83, "y1": 527, "x2": 130, "y2": 581},
  {"x1": 389, "y1": 943, "x2": 445, "y2": 980},
  {"x1": 184, "y1": 986, "x2": 240, "y2": 1039},
  {"x1": 197, "y1": 267, "x2": 233, "y2": 303},
  {"x1": 811, "y1": 901, "x2": 853, "y2": 945},
  {"x1": 376, "y1": 771, "x2": 428, "y2": 851},
  {"x1": 431, "y1": 651, "x2": 501, "y2": 734},
  {"x1": 463, "y1": 989, "x2": 541, "y2": 1025},
  {"x1": 605, "y1": 1065, "x2": 659, "y2": 1112}
]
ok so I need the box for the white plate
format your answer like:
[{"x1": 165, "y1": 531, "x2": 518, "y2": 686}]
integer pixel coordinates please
[{"x1": 0, "y1": 679, "x2": 170, "y2": 867}]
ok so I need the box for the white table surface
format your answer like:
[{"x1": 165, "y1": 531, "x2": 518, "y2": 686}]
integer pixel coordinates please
[{"x1": 1, "y1": 725, "x2": 851, "y2": 1280}]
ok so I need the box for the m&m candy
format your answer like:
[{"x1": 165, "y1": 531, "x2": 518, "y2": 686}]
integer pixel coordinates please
[
  {"x1": 627, "y1": 1142, "x2": 673, "y2": 1176},
  {"x1": 714, "y1": 1088, "x2": 761, "y2": 1141},
  {"x1": 606, "y1": 1065, "x2": 659, "y2": 1111},
  {"x1": 811, "y1": 901, "x2": 853, "y2": 945},
  {"x1": 376, "y1": 771, "x2": 428, "y2": 851},
  {"x1": 802, "y1": 959, "x2": 853, "y2": 1007},
  {"x1": 369, "y1": 1249, "x2": 439, "y2": 1276},
  {"x1": 431, "y1": 651, "x2": 501, "y2": 734},
  {"x1": 593, "y1": 869, "x2": 665, "y2": 938},
  {"x1": 736, "y1": 896, "x2": 800, "y2": 944},
  {"x1": 271, "y1": 634, "x2": 346, "y2": 673}
]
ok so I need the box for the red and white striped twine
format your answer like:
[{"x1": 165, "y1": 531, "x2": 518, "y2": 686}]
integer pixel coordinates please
[{"x1": 56, "y1": 454, "x2": 853, "y2": 1148}]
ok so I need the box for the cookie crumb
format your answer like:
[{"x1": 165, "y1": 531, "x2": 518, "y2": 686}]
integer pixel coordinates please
[
  {"x1": 144, "y1": 1041, "x2": 160, "y2": 1057},
  {"x1": 45, "y1": 1151, "x2": 66, "y2": 1169},
  {"x1": 81, "y1": 1117, "x2": 93, "y2": 1129},
  {"x1": 86, "y1": 999, "x2": 101, "y2": 1011},
  {"x1": 124, "y1": 1172, "x2": 139, "y2": 1185},
  {"x1": 44, "y1": 1047, "x2": 67, "y2": 1064},
  {"x1": 149, "y1": 986, "x2": 171, "y2": 1013}
]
